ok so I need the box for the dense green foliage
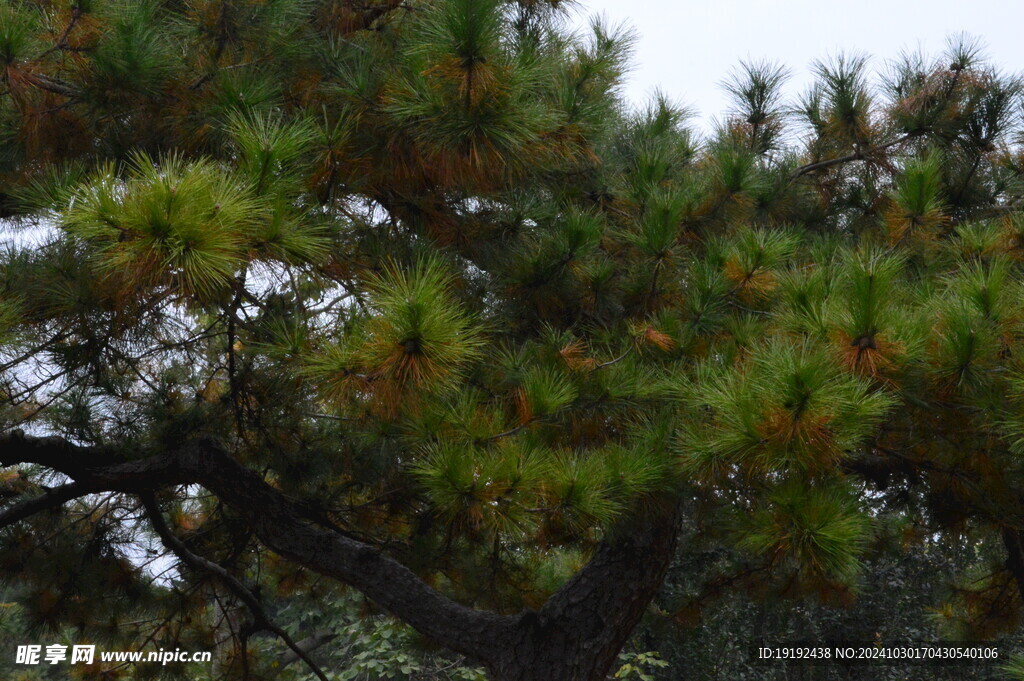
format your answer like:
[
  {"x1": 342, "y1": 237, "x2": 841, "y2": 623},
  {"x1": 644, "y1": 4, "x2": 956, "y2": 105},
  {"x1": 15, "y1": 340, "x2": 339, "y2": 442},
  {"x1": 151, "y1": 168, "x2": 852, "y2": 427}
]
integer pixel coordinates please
[{"x1": 2, "y1": 1, "x2": 1024, "y2": 679}]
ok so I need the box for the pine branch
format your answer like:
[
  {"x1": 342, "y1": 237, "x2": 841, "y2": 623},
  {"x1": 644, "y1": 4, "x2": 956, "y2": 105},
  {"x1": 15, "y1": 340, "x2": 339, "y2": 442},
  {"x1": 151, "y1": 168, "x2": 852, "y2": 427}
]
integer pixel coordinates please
[
  {"x1": 594, "y1": 346, "x2": 632, "y2": 369},
  {"x1": 672, "y1": 563, "x2": 769, "y2": 618},
  {"x1": 36, "y1": 4, "x2": 84, "y2": 60},
  {"x1": 0, "y1": 429, "x2": 515, "y2": 663},
  {"x1": 141, "y1": 493, "x2": 331, "y2": 681},
  {"x1": 26, "y1": 73, "x2": 81, "y2": 98},
  {"x1": 789, "y1": 132, "x2": 918, "y2": 181},
  {"x1": 0, "y1": 480, "x2": 97, "y2": 530},
  {"x1": 485, "y1": 346, "x2": 632, "y2": 442}
]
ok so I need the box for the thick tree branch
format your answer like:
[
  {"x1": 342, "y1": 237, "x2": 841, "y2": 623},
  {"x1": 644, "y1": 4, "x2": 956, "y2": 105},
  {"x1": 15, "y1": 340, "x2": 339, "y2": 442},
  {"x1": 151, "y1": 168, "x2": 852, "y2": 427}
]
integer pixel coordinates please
[
  {"x1": 0, "y1": 480, "x2": 97, "y2": 530},
  {"x1": 0, "y1": 429, "x2": 514, "y2": 663}
]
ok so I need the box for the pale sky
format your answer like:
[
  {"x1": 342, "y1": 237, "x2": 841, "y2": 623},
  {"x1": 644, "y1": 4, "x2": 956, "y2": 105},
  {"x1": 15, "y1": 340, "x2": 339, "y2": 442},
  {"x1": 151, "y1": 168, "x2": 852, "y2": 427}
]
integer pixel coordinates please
[{"x1": 571, "y1": 0, "x2": 1023, "y2": 130}]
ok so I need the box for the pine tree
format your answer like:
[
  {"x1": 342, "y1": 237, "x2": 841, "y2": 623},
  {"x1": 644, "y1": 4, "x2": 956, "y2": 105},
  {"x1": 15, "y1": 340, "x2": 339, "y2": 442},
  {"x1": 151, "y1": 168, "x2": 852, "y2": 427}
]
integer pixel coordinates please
[{"x1": 1, "y1": 2, "x2": 1024, "y2": 680}]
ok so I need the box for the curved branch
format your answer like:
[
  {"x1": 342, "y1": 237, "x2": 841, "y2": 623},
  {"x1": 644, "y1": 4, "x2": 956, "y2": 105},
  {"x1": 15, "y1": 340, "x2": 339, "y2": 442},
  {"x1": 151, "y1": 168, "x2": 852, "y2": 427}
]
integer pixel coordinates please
[
  {"x1": 0, "y1": 480, "x2": 97, "y2": 530},
  {"x1": 789, "y1": 133, "x2": 917, "y2": 181},
  {"x1": 1, "y1": 430, "x2": 686, "y2": 679},
  {"x1": 491, "y1": 503, "x2": 681, "y2": 680},
  {"x1": 0, "y1": 430, "x2": 514, "y2": 663}
]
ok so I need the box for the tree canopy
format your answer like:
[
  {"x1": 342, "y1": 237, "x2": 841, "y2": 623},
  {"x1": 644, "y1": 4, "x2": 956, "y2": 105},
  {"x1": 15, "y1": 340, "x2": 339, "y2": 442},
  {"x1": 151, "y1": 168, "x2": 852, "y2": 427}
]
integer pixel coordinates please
[{"x1": 2, "y1": 1, "x2": 1024, "y2": 680}]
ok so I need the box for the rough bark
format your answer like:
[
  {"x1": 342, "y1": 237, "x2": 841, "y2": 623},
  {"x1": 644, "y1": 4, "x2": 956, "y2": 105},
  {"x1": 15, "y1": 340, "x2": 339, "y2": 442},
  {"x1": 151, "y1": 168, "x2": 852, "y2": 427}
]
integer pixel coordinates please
[
  {"x1": 0, "y1": 430, "x2": 680, "y2": 681},
  {"x1": 489, "y1": 506, "x2": 680, "y2": 681}
]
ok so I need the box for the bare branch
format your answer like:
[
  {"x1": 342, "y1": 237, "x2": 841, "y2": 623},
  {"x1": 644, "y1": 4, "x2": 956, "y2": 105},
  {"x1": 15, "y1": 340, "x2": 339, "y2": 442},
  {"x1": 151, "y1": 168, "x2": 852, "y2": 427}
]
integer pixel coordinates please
[
  {"x1": 789, "y1": 133, "x2": 917, "y2": 181},
  {"x1": 26, "y1": 73, "x2": 81, "y2": 98},
  {"x1": 141, "y1": 493, "x2": 331, "y2": 681}
]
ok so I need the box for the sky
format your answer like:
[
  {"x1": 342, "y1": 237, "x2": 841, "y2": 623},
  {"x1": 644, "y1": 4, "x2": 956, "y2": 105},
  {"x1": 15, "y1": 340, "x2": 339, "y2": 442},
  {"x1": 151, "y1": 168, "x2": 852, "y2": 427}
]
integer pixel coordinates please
[{"x1": 570, "y1": 0, "x2": 1023, "y2": 130}]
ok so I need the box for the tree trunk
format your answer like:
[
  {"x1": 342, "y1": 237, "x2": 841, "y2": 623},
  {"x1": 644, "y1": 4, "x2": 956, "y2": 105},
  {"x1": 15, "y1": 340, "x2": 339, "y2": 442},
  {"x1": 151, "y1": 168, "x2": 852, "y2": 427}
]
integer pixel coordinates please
[{"x1": 486, "y1": 505, "x2": 681, "y2": 681}]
